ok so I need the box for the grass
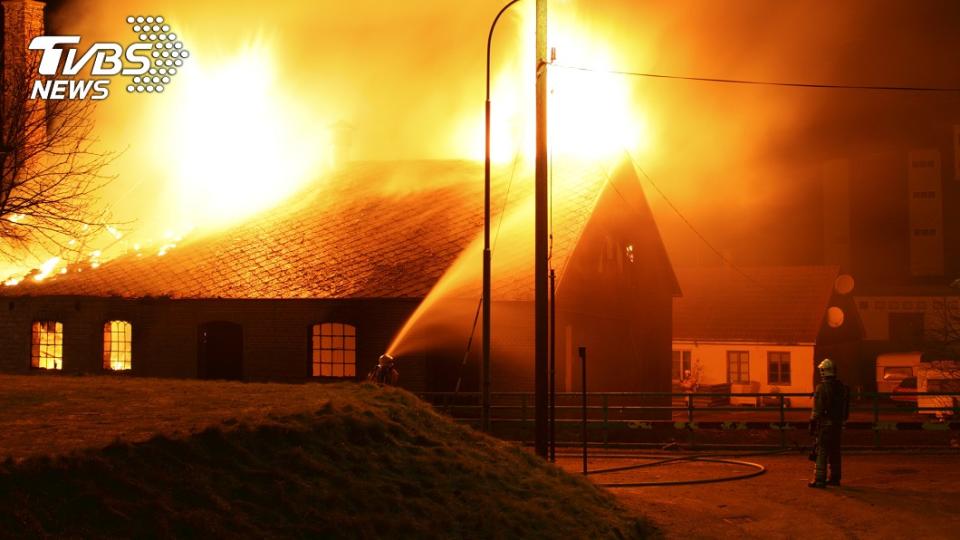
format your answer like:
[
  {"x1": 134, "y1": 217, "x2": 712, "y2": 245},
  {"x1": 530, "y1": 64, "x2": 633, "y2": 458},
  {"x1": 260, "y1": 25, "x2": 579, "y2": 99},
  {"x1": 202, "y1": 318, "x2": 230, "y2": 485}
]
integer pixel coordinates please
[{"x1": 0, "y1": 375, "x2": 655, "y2": 538}]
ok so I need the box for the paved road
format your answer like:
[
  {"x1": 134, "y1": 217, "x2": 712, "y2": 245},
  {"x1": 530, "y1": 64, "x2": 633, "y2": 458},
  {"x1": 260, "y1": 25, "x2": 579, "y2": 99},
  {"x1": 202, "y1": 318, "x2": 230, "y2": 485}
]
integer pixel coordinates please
[{"x1": 556, "y1": 452, "x2": 960, "y2": 539}]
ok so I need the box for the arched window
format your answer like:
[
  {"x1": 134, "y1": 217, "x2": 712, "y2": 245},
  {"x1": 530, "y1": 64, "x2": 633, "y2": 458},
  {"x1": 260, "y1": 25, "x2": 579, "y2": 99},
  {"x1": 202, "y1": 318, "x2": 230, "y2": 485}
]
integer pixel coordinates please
[
  {"x1": 311, "y1": 323, "x2": 356, "y2": 378},
  {"x1": 103, "y1": 320, "x2": 133, "y2": 371},
  {"x1": 31, "y1": 321, "x2": 63, "y2": 370}
]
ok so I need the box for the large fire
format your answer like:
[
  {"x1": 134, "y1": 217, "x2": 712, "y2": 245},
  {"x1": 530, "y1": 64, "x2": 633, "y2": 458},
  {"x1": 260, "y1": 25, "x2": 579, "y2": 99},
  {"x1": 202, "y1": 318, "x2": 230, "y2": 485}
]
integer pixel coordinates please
[
  {"x1": 153, "y1": 37, "x2": 330, "y2": 228},
  {"x1": 119, "y1": 2, "x2": 652, "y2": 242},
  {"x1": 3, "y1": 1, "x2": 657, "y2": 283},
  {"x1": 548, "y1": 5, "x2": 652, "y2": 160},
  {"x1": 453, "y1": 5, "x2": 652, "y2": 164}
]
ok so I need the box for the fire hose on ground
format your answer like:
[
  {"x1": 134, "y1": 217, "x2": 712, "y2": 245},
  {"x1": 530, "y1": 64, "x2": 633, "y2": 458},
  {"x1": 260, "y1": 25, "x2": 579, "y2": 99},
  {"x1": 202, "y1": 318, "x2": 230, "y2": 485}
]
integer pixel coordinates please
[{"x1": 557, "y1": 449, "x2": 791, "y2": 487}]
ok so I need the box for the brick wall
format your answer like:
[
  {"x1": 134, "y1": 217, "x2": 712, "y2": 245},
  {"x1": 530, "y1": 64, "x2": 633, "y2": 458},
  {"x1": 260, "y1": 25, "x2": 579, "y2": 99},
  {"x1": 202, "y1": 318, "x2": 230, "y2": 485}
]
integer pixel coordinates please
[{"x1": 0, "y1": 296, "x2": 428, "y2": 391}]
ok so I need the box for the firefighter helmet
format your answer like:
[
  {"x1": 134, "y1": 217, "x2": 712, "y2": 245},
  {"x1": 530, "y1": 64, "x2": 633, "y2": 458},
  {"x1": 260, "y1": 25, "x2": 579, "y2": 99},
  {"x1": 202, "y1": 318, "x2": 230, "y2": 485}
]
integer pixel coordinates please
[{"x1": 818, "y1": 358, "x2": 835, "y2": 378}]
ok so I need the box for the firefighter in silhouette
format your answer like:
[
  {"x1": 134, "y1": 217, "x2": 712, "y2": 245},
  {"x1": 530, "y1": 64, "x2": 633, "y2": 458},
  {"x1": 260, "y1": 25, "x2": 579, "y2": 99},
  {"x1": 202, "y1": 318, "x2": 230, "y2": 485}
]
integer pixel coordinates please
[
  {"x1": 368, "y1": 354, "x2": 399, "y2": 386},
  {"x1": 808, "y1": 358, "x2": 849, "y2": 488}
]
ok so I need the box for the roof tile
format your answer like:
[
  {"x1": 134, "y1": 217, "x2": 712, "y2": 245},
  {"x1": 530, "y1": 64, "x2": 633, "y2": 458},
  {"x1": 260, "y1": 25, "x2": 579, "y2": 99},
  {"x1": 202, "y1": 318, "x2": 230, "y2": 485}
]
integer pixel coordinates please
[
  {"x1": 5, "y1": 159, "x2": 617, "y2": 300},
  {"x1": 673, "y1": 265, "x2": 840, "y2": 344}
]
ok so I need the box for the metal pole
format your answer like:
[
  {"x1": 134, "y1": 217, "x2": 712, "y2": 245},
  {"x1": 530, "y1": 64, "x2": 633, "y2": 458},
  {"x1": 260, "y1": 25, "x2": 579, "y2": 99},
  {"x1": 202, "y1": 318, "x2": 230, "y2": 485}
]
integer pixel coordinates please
[
  {"x1": 549, "y1": 268, "x2": 556, "y2": 462},
  {"x1": 779, "y1": 394, "x2": 786, "y2": 449},
  {"x1": 602, "y1": 394, "x2": 609, "y2": 448},
  {"x1": 579, "y1": 346, "x2": 587, "y2": 475},
  {"x1": 483, "y1": 0, "x2": 521, "y2": 434},
  {"x1": 534, "y1": 0, "x2": 549, "y2": 460},
  {"x1": 873, "y1": 392, "x2": 880, "y2": 448}
]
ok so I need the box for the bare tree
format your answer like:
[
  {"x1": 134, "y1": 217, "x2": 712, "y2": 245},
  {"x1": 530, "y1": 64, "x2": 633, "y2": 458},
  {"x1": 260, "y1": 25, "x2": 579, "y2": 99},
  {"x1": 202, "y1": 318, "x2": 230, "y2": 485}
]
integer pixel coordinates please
[
  {"x1": 919, "y1": 297, "x2": 960, "y2": 421},
  {"x1": 925, "y1": 297, "x2": 960, "y2": 360},
  {"x1": 0, "y1": 53, "x2": 114, "y2": 263}
]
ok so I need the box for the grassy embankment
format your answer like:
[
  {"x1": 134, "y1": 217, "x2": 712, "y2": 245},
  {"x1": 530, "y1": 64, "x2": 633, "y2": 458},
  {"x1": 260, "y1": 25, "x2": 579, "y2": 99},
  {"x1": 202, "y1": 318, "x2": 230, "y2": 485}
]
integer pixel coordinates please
[{"x1": 0, "y1": 375, "x2": 655, "y2": 538}]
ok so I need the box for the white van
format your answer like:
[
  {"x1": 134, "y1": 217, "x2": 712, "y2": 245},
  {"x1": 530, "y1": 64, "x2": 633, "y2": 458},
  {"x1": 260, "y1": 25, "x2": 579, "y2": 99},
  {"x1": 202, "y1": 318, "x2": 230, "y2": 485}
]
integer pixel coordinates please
[
  {"x1": 917, "y1": 360, "x2": 960, "y2": 419},
  {"x1": 876, "y1": 352, "x2": 922, "y2": 393}
]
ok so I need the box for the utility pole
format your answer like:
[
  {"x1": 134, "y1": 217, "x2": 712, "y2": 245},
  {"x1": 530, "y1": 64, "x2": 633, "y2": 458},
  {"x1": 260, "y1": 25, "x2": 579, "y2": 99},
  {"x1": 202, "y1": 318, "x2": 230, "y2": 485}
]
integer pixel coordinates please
[
  {"x1": 484, "y1": 0, "x2": 522, "y2": 435},
  {"x1": 549, "y1": 268, "x2": 556, "y2": 462},
  {"x1": 534, "y1": 0, "x2": 549, "y2": 458}
]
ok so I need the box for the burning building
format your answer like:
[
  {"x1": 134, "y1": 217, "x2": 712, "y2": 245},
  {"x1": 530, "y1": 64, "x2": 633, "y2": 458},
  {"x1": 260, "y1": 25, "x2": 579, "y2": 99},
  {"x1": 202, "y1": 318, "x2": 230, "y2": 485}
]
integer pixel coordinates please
[
  {"x1": 0, "y1": 158, "x2": 679, "y2": 394},
  {"x1": 0, "y1": 0, "x2": 679, "y2": 394}
]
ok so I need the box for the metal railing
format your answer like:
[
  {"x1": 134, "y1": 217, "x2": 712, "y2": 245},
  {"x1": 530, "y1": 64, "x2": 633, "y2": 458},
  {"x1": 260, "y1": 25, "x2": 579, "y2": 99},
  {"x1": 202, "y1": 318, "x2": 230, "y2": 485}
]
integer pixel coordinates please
[{"x1": 417, "y1": 391, "x2": 960, "y2": 449}]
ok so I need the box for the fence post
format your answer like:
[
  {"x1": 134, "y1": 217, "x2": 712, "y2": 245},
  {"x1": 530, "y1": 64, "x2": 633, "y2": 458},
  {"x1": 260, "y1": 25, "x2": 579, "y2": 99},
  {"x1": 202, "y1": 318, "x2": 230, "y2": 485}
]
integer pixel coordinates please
[
  {"x1": 521, "y1": 394, "x2": 528, "y2": 446},
  {"x1": 779, "y1": 394, "x2": 786, "y2": 449},
  {"x1": 602, "y1": 394, "x2": 609, "y2": 448},
  {"x1": 873, "y1": 392, "x2": 880, "y2": 449},
  {"x1": 687, "y1": 393, "x2": 695, "y2": 449},
  {"x1": 580, "y1": 346, "x2": 588, "y2": 476}
]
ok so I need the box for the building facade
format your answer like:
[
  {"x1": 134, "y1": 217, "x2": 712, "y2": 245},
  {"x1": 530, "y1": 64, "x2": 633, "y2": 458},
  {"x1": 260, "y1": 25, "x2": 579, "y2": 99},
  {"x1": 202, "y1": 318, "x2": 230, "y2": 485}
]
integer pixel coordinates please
[{"x1": 672, "y1": 266, "x2": 864, "y2": 405}]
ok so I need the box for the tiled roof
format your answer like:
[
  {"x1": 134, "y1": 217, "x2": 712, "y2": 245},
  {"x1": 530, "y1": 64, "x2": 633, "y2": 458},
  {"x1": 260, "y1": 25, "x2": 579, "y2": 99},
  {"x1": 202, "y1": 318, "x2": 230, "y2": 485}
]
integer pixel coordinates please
[
  {"x1": 4, "y1": 158, "x2": 644, "y2": 300},
  {"x1": 673, "y1": 265, "x2": 840, "y2": 344}
]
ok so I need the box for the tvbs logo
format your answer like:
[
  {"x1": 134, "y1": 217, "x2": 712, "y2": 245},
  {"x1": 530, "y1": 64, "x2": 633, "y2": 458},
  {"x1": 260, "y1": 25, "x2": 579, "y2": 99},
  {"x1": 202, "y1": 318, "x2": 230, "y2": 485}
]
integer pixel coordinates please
[{"x1": 29, "y1": 15, "x2": 190, "y2": 101}]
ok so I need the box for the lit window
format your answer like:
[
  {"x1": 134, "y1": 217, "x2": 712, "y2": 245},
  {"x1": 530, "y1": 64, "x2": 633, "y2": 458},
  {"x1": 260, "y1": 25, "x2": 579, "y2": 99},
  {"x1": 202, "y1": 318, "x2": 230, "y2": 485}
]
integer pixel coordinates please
[
  {"x1": 31, "y1": 321, "x2": 63, "y2": 370},
  {"x1": 726, "y1": 351, "x2": 749, "y2": 384},
  {"x1": 311, "y1": 323, "x2": 356, "y2": 378},
  {"x1": 103, "y1": 320, "x2": 132, "y2": 371},
  {"x1": 767, "y1": 351, "x2": 791, "y2": 385}
]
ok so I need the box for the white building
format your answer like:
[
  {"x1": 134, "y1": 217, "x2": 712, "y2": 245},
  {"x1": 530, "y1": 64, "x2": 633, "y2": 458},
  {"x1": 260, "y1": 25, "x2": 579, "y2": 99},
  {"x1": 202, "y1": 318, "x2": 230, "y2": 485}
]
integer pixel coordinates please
[{"x1": 672, "y1": 266, "x2": 864, "y2": 406}]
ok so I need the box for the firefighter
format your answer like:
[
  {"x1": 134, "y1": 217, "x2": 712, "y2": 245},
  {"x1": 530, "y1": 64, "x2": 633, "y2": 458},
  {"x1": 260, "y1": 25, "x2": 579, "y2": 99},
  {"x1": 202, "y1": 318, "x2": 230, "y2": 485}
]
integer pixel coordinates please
[
  {"x1": 808, "y1": 358, "x2": 849, "y2": 488},
  {"x1": 368, "y1": 354, "x2": 399, "y2": 386}
]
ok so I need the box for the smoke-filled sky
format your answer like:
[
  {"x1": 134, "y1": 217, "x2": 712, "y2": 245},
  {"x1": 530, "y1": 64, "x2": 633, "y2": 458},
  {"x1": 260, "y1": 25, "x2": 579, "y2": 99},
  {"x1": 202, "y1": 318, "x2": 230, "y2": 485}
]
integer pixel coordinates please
[{"x1": 19, "y1": 0, "x2": 960, "y2": 269}]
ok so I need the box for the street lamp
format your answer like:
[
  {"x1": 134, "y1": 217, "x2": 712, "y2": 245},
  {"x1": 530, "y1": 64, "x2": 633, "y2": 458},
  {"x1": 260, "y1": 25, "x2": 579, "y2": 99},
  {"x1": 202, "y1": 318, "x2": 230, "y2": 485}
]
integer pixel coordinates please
[{"x1": 482, "y1": 0, "x2": 522, "y2": 433}]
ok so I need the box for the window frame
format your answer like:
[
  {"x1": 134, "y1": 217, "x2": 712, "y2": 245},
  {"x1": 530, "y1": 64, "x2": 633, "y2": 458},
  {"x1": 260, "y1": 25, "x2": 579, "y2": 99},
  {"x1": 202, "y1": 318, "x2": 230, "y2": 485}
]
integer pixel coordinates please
[
  {"x1": 102, "y1": 320, "x2": 133, "y2": 372},
  {"x1": 881, "y1": 366, "x2": 913, "y2": 381},
  {"x1": 31, "y1": 320, "x2": 64, "y2": 371},
  {"x1": 671, "y1": 350, "x2": 692, "y2": 381},
  {"x1": 767, "y1": 351, "x2": 791, "y2": 385},
  {"x1": 726, "y1": 351, "x2": 750, "y2": 384},
  {"x1": 310, "y1": 322, "x2": 357, "y2": 379}
]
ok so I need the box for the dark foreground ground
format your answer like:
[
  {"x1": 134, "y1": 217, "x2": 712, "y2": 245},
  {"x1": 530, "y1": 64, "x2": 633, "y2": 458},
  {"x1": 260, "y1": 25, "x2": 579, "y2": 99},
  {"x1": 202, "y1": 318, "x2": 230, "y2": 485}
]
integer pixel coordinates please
[
  {"x1": 4, "y1": 374, "x2": 956, "y2": 538},
  {"x1": 558, "y1": 452, "x2": 960, "y2": 539},
  {"x1": 0, "y1": 376, "x2": 652, "y2": 539}
]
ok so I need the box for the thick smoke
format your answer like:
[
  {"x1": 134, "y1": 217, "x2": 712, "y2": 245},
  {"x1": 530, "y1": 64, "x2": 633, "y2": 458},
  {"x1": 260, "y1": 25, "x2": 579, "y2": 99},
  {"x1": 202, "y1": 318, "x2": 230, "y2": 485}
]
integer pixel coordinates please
[{"x1": 37, "y1": 0, "x2": 960, "y2": 268}]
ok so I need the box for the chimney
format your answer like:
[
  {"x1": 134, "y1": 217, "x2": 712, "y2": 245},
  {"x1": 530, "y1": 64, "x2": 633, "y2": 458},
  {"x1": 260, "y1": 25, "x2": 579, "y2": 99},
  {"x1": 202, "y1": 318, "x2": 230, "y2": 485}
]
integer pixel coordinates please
[
  {"x1": 2, "y1": 0, "x2": 47, "y2": 155},
  {"x1": 3, "y1": 0, "x2": 46, "y2": 84}
]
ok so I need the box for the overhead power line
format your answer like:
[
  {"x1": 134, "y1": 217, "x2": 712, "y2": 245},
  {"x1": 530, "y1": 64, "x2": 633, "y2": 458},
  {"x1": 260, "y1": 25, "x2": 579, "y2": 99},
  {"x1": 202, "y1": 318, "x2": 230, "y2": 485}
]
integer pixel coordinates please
[
  {"x1": 554, "y1": 64, "x2": 960, "y2": 93},
  {"x1": 620, "y1": 150, "x2": 763, "y2": 288}
]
